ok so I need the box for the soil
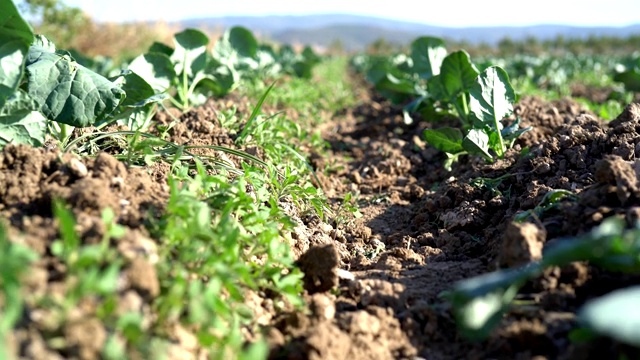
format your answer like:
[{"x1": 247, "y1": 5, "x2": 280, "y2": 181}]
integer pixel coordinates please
[{"x1": 3, "y1": 77, "x2": 640, "y2": 359}]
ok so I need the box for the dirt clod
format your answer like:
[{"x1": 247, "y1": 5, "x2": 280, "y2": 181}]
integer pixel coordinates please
[
  {"x1": 63, "y1": 318, "x2": 107, "y2": 360},
  {"x1": 499, "y1": 222, "x2": 546, "y2": 268},
  {"x1": 297, "y1": 244, "x2": 340, "y2": 294}
]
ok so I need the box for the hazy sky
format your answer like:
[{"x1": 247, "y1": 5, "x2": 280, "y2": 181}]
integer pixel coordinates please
[{"x1": 65, "y1": 0, "x2": 640, "y2": 27}]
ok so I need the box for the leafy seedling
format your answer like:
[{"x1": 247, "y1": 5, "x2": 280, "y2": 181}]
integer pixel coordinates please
[
  {"x1": 513, "y1": 189, "x2": 578, "y2": 223},
  {"x1": 424, "y1": 66, "x2": 531, "y2": 168},
  {"x1": 445, "y1": 216, "x2": 640, "y2": 340},
  {"x1": 0, "y1": 221, "x2": 39, "y2": 333}
]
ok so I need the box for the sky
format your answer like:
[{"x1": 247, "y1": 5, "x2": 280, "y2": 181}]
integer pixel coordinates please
[{"x1": 65, "y1": 0, "x2": 640, "y2": 27}]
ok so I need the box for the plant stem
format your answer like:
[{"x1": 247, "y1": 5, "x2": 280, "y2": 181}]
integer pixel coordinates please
[
  {"x1": 493, "y1": 113, "x2": 506, "y2": 158},
  {"x1": 461, "y1": 93, "x2": 470, "y2": 126}
]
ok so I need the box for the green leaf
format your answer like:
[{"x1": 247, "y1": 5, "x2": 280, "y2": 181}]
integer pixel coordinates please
[
  {"x1": 446, "y1": 217, "x2": 640, "y2": 341},
  {"x1": 613, "y1": 69, "x2": 640, "y2": 92},
  {"x1": 410, "y1": 36, "x2": 447, "y2": 79},
  {"x1": 0, "y1": 1, "x2": 34, "y2": 44},
  {"x1": 128, "y1": 53, "x2": 175, "y2": 93},
  {"x1": 462, "y1": 128, "x2": 492, "y2": 160},
  {"x1": 219, "y1": 26, "x2": 258, "y2": 58},
  {"x1": 428, "y1": 50, "x2": 479, "y2": 101},
  {"x1": 0, "y1": 40, "x2": 29, "y2": 108},
  {"x1": 212, "y1": 26, "x2": 260, "y2": 73},
  {"x1": 579, "y1": 286, "x2": 640, "y2": 347},
  {"x1": 0, "y1": 221, "x2": 38, "y2": 333},
  {"x1": 171, "y1": 28, "x2": 209, "y2": 77},
  {"x1": 0, "y1": 110, "x2": 47, "y2": 147},
  {"x1": 193, "y1": 68, "x2": 234, "y2": 98},
  {"x1": 0, "y1": 89, "x2": 46, "y2": 147},
  {"x1": 228, "y1": 26, "x2": 258, "y2": 58},
  {"x1": 378, "y1": 73, "x2": 417, "y2": 94},
  {"x1": 423, "y1": 127, "x2": 464, "y2": 154},
  {"x1": 501, "y1": 117, "x2": 531, "y2": 142},
  {"x1": 0, "y1": 1, "x2": 34, "y2": 109},
  {"x1": 32, "y1": 34, "x2": 56, "y2": 53},
  {"x1": 25, "y1": 46, "x2": 125, "y2": 127},
  {"x1": 148, "y1": 41, "x2": 174, "y2": 56},
  {"x1": 118, "y1": 71, "x2": 155, "y2": 107},
  {"x1": 444, "y1": 263, "x2": 543, "y2": 340},
  {"x1": 469, "y1": 66, "x2": 515, "y2": 127}
]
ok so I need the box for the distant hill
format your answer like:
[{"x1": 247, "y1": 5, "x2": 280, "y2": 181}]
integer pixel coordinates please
[{"x1": 180, "y1": 14, "x2": 640, "y2": 51}]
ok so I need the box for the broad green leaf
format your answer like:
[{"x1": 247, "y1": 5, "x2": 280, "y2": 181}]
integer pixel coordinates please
[
  {"x1": 445, "y1": 217, "x2": 638, "y2": 341},
  {"x1": 0, "y1": 40, "x2": 28, "y2": 108},
  {"x1": 428, "y1": 50, "x2": 479, "y2": 101},
  {"x1": 32, "y1": 34, "x2": 56, "y2": 52},
  {"x1": 613, "y1": 69, "x2": 640, "y2": 92},
  {"x1": 302, "y1": 46, "x2": 321, "y2": 65},
  {"x1": 212, "y1": 26, "x2": 260, "y2": 73},
  {"x1": 444, "y1": 263, "x2": 543, "y2": 340},
  {"x1": 0, "y1": 112, "x2": 46, "y2": 147},
  {"x1": 427, "y1": 73, "x2": 446, "y2": 101},
  {"x1": 423, "y1": 127, "x2": 464, "y2": 154},
  {"x1": 374, "y1": 72, "x2": 420, "y2": 104},
  {"x1": 469, "y1": 66, "x2": 515, "y2": 127},
  {"x1": 0, "y1": 1, "x2": 34, "y2": 109},
  {"x1": 148, "y1": 41, "x2": 174, "y2": 56},
  {"x1": 0, "y1": 88, "x2": 38, "y2": 116},
  {"x1": 579, "y1": 286, "x2": 640, "y2": 347},
  {"x1": 118, "y1": 71, "x2": 156, "y2": 107},
  {"x1": 223, "y1": 26, "x2": 258, "y2": 58},
  {"x1": 379, "y1": 73, "x2": 417, "y2": 94},
  {"x1": 462, "y1": 128, "x2": 492, "y2": 160},
  {"x1": 410, "y1": 36, "x2": 447, "y2": 79},
  {"x1": 501, "y1": 117, "x2": 531, "y2": 142},
  {"x1": 128, "y1": 53, "x2": 175, "y2": 92},
  {"x1": 0, "y1": 1, "x2": 34, "y2": 44},
  {"x1": 0, "y1": 90, "x2": 46, "y2": 147},
  {"x1": 171, "y1": 28, "x2": 209, "y2": 77},
  {"x1": 193, "y1": 65, "x2": 235, "y2": 98},
  {"x1": 67, "y1": 49, "x2": 115, "y2": 76},
  {"x1": 25, "y1": 46, "x2": 125, "y2": 127},
  {"x1": 541, "y1": 217, "x2": 640, "y2": 273}
]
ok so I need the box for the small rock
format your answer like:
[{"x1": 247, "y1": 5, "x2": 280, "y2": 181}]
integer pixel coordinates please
[{"x1": 68, "y1": 158, "x2": 88, "y2": 178}]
